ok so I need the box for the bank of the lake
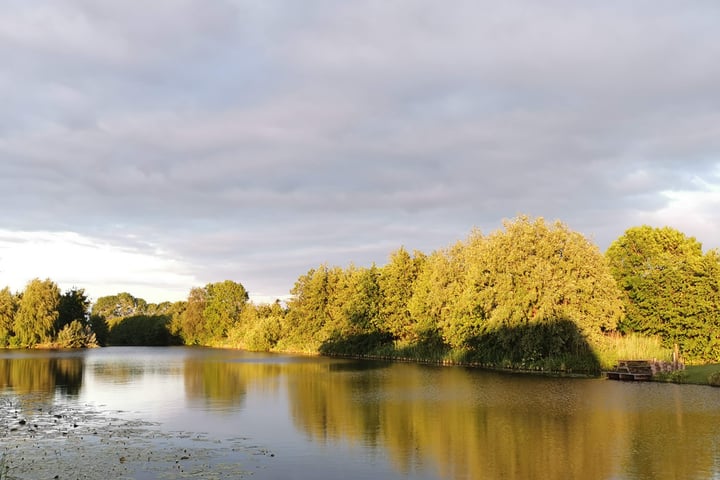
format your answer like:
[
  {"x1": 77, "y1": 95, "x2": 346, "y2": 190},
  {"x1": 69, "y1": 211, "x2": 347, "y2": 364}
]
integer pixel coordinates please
[
  {"x1": 10, "y1": 337, "x2": 720, "y2": 385},
  {"x1": 653, "y1": 363, "x2": 720, "y2": 386}
]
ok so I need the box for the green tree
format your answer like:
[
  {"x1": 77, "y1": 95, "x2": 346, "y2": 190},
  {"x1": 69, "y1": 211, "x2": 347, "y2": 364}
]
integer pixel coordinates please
[
  {"x1": 146, "y1": 301, "x2": 173, "y2": 316},
  {"x1": 281, "y1": 265, "x2": 334, "y2": 351},
  {"x1": 91, "y1": 292, "x2": 147, "y2": 321},
  {"x1": 179, "y1": 287, "x2": 208, "y2": 344},
  {"x1": 56, "y1": 288, "x2": 90, "y2": 332},
  {"x1": 107, "y1": 314, "x2": 179, "y2": 346},
  {"x1": 13, "y1": 278, "x2": 61, "y2": 347},
  {"x1": 203, "y1": 280, "x2": 249, "y2": 340},
  {"x1": 471, "y1": 217, "x2": 622, "y2": 335},
  {"x1": 284, "y1": 264, "x2": 390, "y2": 355},
  {"x1": 250, "y1": 300, "x2": 286, "y2": 350},
  {"x1": 0, "y1": 287, "x2": 18, "y2": 346},
  {"x1": 324, "y1": 265, "x2": 382, "y2": 339},
  {"x1": 89, "y1": 314, "x2": 110, "y2": 346},
  {"x1": 451, "y1": 217, "x2": 623, "y2": 363},
  {"x1": 379, "y1": 247, "x2": 426, "y2": 341},
  {"x1": 226, "y1": 302, "x2": 284, "y2": 352},
  {"x1": 344, "y1": 265, "x2": 382, "y2": 333},
  {"x1": 408, "y1": 244, "x2": 464, "y2": 347},
  {"x1": 165, "y1": 300, "x2": 188, "y2": 341},
  {"x1": 606, "y1": 225, "x2": 720, "y2": 361}
]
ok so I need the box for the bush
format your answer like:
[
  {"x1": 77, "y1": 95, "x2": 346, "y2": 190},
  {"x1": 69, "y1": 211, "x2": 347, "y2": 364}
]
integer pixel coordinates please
[
  {"x1": 242, "y1": 316, "x2": 282, "y2": 352},
  {"x1": 56, "y1": 320, "x2": 97, "y2": 348},
  {"x1": 8, "y1": 336, "x2": 22, "y2": 348},
  {"x1": 655, "y1": 369, "x2": 689, "y2": 383},
  {"x1": 708, "y1": 371, "x2": 720, "y2": 387}
]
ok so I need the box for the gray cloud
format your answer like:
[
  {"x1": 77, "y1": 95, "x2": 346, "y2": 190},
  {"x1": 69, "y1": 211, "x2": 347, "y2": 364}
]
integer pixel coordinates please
[{"x1": 1, "y1": 0, "x2": 719, "y2": 301}]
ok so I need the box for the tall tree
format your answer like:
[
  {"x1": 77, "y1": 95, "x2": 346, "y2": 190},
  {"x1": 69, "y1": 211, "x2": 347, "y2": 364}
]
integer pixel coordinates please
[
  {"x1": 0, "y1": 287, "x2": 18, "y2": 345},
  {"x1": 91, "y1": 292, "x2": 147, "y2": 321},
  {"x1": 179, "y1": 287, "x2": 208, "y2": 344},
  {"x1": 379, "y1": 247, "x2": 426, "y2": 341},
  {"x1": 56, "y1": 288, "x2": 90, "y2": 332},
  {"x1": 408, "y1": 243, "x2": 464, "y2": 346},
  {"x1": 606, "y1": 225, "x2": 720, "y2": 361},
  {"x1": 13, "y1": 278, "x2": 61, "y2": 347},
  {"x1": 203, "y1": 280, "x2": 249, "y2": 340},
  {"x1": 241, "y1": 305, "x2": 285, "y2": 352},
  {"x1": 345, "y1": 265, "x2": 382, "y2": 334},
  {"x1": 89, "y1": 314, "x2": 110, "y2": 346},
  {"x1": 325, "y1": 265, "x2": 382, "y2": 338},
  {"x1": 451, "y1": 217, "x2": 623, "y2": 359},
  {"x1": 282, "y1": 266, "x2": 334, "y2": 350}
]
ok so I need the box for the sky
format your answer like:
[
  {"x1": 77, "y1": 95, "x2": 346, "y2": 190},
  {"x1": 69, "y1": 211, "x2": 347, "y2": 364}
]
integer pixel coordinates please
[{"x1": 1, "y1": 1, "x2": 720, "y2": 304}]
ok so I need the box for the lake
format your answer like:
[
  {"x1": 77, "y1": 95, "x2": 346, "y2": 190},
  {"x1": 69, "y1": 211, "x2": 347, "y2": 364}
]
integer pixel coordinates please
[{"x1": 1, "y1": 347, "x2": 719, "y2": 479}]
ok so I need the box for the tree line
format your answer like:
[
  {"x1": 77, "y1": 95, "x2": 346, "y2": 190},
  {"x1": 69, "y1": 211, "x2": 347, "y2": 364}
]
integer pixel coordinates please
[
  {"x1": 2, "y1": 216, "x2": 719, "y2": 372},
  {"x1": 0, "y1": 281, "x2": 97, "y2": 348}
]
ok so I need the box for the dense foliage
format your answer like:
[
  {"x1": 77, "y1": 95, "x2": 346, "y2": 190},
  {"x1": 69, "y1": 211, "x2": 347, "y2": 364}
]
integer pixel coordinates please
[
  {"x1": 170, "y1": 281, "x2": 249, "y2": 346},
  {"x1": 90, "y1": 292, "x2": 185, "y2": 347},
  {"x1": 0, "y1": 280, "x2": 96, "y2": 348},
  {"x1": 3, "y1": 216, "x2": 719, "y2": 370},
  {"x1": 606, "y1": 226, "x2": 720, "y2": 362},
  {"x1": 274, "y1": 217, "x2": 623, "y2": 372}
]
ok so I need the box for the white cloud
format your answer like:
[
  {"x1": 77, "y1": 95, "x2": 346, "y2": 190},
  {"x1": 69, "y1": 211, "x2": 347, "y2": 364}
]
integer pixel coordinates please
[
  {"x1": 1, "y1": 1, "x2": 720, "y2": 301},
  {"x1": 0, "y1": 230, "x2": 198, "y2": 303},
  {"x1": 641, "y1": 177, "x2": 720, "y2": 250}
]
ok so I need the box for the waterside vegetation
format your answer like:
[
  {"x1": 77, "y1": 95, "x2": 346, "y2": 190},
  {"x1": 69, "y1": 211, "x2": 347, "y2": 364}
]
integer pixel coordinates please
[
  {"x1": 654, "y1": 363, "x2": 720, "y2": 386},
  {"x1": 2, "y1": 216, "x2": 720, "y2": 378}
]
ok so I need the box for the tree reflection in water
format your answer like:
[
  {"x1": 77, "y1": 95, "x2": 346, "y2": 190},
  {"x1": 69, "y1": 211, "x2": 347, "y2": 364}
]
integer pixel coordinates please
[
  {"x1": 0, "y1": 353, "x2": 83, "y2": 398},
  {"x1": 285, "y1": 361, "x2": 720, "y2": 480},
  {"x1": 183, "y1": 357, "x2": 285, "y2": 410}
]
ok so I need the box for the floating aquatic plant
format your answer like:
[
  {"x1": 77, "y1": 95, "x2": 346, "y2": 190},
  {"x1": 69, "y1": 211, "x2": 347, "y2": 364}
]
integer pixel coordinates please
[{"x1": 0, "y1": 394, "x2": 274, "y2": 479}]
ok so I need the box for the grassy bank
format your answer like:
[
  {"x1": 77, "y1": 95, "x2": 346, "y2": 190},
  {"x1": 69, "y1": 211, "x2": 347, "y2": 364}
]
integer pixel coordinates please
[
  {"x1": 653, "y1": 364, "x2": 720, "y2": 386},
  {"x1": 216, "y1": 325, "x2": 712, "y2": 381}
]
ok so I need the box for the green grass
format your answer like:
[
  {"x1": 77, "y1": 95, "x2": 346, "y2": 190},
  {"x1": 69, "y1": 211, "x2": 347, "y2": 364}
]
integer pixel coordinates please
[
  {"x1": 682, "y1": 364, "x2": 720, "y2": 385},
  {"x1": 653, "y1": 364, "x2": 720, "y2": 385}
]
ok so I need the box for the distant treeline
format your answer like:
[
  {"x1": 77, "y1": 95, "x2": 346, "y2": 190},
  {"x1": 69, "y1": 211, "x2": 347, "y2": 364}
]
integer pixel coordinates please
[{"x1": 2, "y1": 216, "x2": 719, "y2": 372}]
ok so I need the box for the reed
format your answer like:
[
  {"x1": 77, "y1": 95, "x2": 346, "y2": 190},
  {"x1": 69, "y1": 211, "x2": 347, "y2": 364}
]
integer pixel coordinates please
[{"x1": 593, "y1": 333, "x2": 672, "y2": 370}]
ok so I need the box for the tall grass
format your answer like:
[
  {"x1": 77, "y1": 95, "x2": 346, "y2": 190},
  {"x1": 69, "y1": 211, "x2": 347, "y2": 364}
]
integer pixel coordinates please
[
  {"x1": 680, "y1": 364, "x2": 720, "y2": 385},
  {"x1": 593, "y1": 333, "x2": 672, "y2": 370}
]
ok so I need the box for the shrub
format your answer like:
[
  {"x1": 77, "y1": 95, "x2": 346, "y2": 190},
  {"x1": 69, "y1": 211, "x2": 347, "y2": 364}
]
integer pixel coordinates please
[
  {"x1": 242, "y1": 316, "x2": 282, "y2": 352},
  {"x1": 56, "y1": 320, "x2": 97, "y2": 348},
  {"x1": 656, "y1": 369, "x2": 689, "y2": 383},
  {"x1": 708, "y1": 371, "x2": 720, "y2": 387}
]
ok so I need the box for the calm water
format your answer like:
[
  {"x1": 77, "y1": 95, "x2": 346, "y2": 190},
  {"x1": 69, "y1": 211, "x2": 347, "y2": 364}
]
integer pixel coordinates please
[{"x1": 1, "y1": 347, "x2": 720, "y2": 479}]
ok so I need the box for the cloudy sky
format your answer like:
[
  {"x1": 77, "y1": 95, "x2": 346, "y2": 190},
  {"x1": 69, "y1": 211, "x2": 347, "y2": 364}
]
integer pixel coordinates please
[{"x1": 1, "y1": 1, "x2": 719, "y2": 304}]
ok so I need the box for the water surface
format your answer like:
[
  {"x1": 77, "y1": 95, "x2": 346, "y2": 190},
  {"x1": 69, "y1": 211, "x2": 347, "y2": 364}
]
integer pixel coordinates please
[{"x1": 1, "y1": 347, "x2": 719, "y2": 479}]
